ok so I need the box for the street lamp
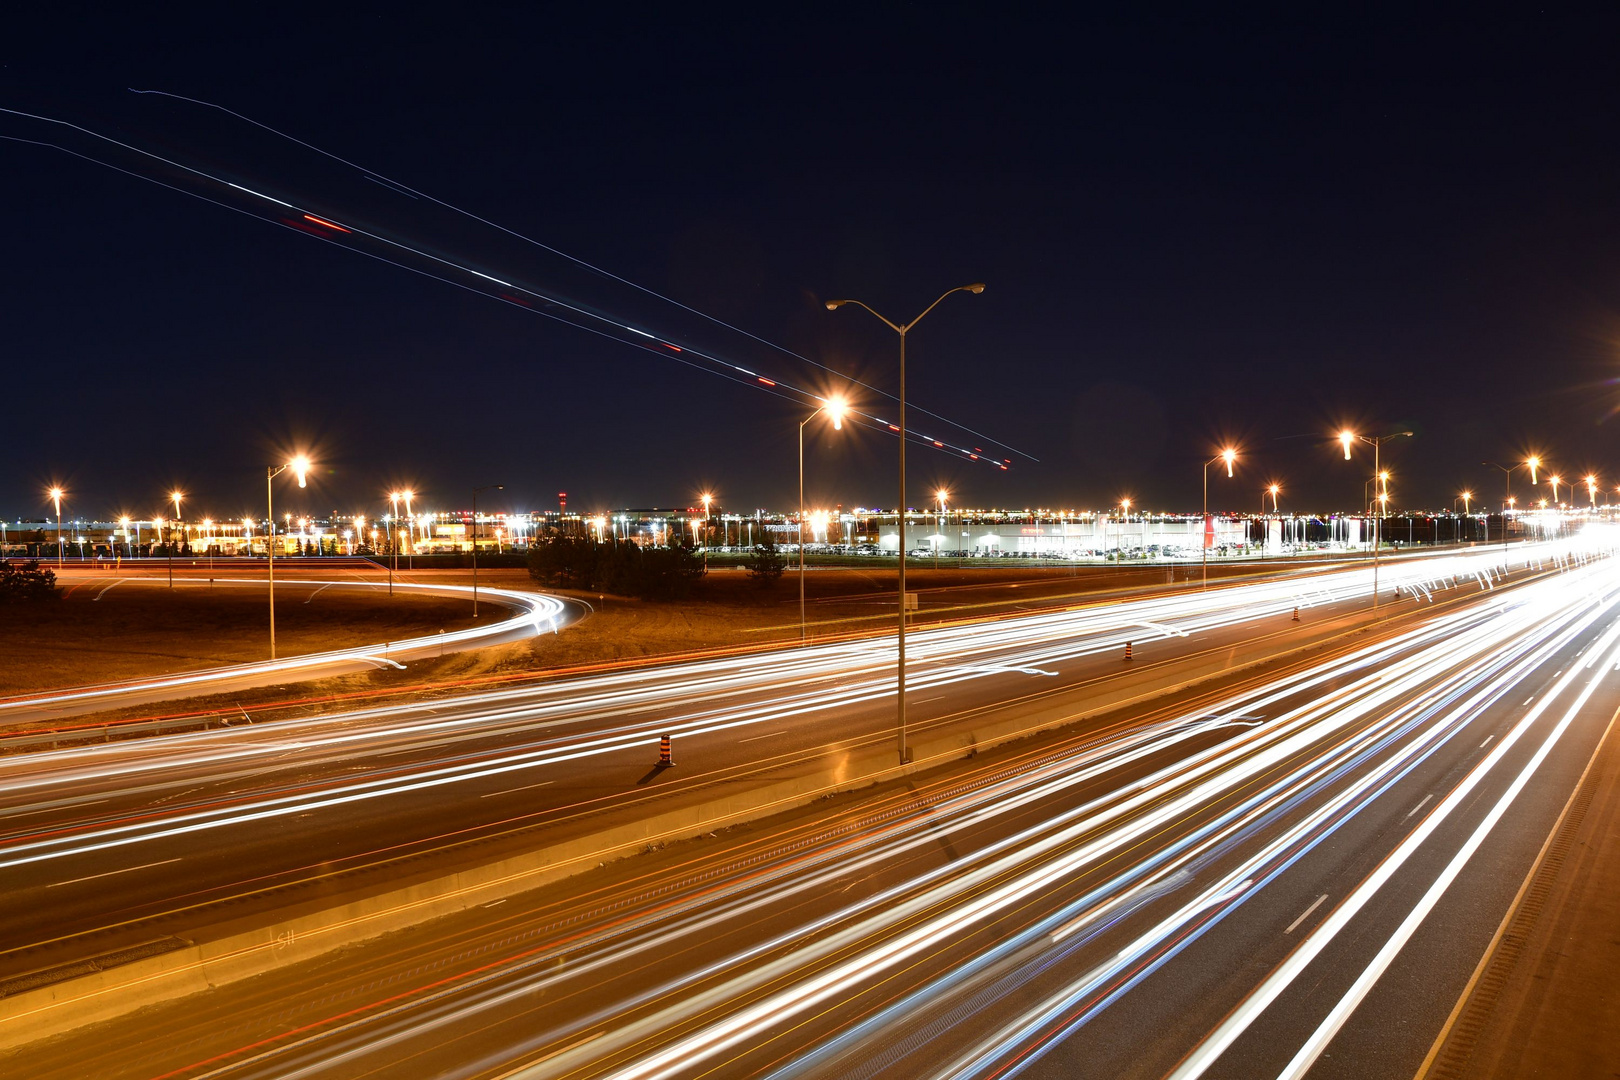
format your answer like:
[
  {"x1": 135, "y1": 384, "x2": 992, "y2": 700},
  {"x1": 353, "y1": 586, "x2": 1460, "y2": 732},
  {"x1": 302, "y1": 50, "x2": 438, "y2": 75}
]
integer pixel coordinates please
[
  {"x1": 936, "y1": 488, "x2": 949, "y2": 569},
  {"x1": 1266, "y1": 483, "x2": 1281, "y2": 515},
  {"x1": 47, "y1": 486, "x2": 64, "y2": 567},
  {"x1": 168, "y1": 489, "x2": 185, "y2": 586},
  {"x1": 1549, "y1": 474, "x2": 1562, "y2": 505},
  {"x1": 471, "y1": 484, "x2": 504, "y2": 618},
  {"x1": 1586, "y1": 474, "x2": 1599, "y2": 508},
  {"x1": 1526, "y1": 456, "x2": 1541, "y2": 485},
  {"x1": 827, "y1": 282, "x2": 983, "y2": 765},
  {"x1": 1202, "y1": 447, "x2": 1238, "y2": 588},
  {"x1": 202, "y1": 518, "x2": 213, "y2": 572},
  {"x1": 700, "y1": 491, "x2": 714, "y2": 575},
  {"x1": 266, "y1": 455, "x2": 310, "y2": 658},
  {"x1": 1481, "y1": 460, "x2": 1530, "y2": 546},
  {"x1": 388, "y1": 491, "x2": 403, "y2": 579},
  {"x1": 118, "y1": 516, "x2": 131, "y2": 560},
  {"x1": 403, "y1": 489, "x2": 416, "y2": 570},
  {"x1": 1457, "y1": 491, "x2": 1473, "y2": 544},
  {"x1": 799, "y1": 397, "x2": 847, "y2": 642},
  {"x1": 1340, "y1": 429, "x2": 1413, "y2": 610}
]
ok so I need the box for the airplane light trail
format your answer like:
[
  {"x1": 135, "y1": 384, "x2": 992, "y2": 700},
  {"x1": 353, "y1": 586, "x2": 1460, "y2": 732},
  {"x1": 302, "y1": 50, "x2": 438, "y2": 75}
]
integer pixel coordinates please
[{"x1": 0, "y1": 102, "x2": 1019, "y2": 470}]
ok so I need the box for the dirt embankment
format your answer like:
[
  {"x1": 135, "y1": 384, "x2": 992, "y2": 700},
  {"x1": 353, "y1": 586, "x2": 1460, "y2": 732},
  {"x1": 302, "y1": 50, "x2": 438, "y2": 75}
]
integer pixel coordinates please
[{"x1": 0, "y1": 578, "x2": 481, "y2": 695}]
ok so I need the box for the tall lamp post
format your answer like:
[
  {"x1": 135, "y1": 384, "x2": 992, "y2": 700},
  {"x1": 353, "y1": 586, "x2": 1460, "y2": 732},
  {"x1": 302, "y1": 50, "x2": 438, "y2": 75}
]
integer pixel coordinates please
[
  {"x1": 169, "y1": 489, "x2": 185, "y2": 587},
  {"x1": 47, "y1": 487, "x2": 64, "y2": 568},
  {"x1": 1481, "y1": 461, "x2": 1534, "y2": 545},
  {"x1": 799, "y1": 398, "x2": 846, "y2": 642},
  {"x1": 266, "y1": 456, "x2": 310, "y2": 659},
  {"x1": 1202, "y1": 448, "x2": 1238, "y2": 588},
  {"x1": 388, "y1": 491, "x2": 403, "y2": 581},
  {"x1": 700, "y1": 492, "x2": 714, "y2": 575},
  {"x1": 1340, "y1": 429, "x2": 1412, "y2": 610},
  {"x1": 1456, "y1": 491, "x2": 1473, "y2": 544},
  {"x1": 827, "y1": 283, "x2": 984, "y2": 765},
  {"x1": 403, "y1": 489, "x2": 416, "y2": 571},
  {"x1": 471, "y1": 484, "x2": 503, "y2": 619}
]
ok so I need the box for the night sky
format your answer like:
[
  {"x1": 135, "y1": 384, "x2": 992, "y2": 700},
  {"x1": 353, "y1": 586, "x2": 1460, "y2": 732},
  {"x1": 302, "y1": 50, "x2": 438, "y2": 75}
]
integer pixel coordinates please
[{"x1": 5, "y1": 9, "x2": 1620, "y2": 522}]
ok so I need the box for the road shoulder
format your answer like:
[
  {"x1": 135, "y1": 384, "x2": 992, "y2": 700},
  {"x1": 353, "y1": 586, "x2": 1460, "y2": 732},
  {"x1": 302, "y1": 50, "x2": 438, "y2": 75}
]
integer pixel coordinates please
[{"x1": 1417, "y1": 703, "x2": 1620, "y2": 1079}]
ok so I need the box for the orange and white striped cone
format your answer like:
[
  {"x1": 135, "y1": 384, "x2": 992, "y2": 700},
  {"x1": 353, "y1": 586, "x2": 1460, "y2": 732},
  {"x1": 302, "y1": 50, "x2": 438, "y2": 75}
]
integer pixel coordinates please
[
  {"x1": 1292, "y1": 606, "x2": 1300, "y2": 622},
  {"x1": 658, "y1": 733, "x2": 674, "y2": 768},
  {"x1": 1124, "y1": 641, "x2": 1134, "y2": 661}
]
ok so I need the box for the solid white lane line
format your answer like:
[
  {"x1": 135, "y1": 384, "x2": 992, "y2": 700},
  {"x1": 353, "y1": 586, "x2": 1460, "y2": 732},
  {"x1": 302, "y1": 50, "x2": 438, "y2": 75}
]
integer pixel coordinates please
[
  {"x1": 1404, "y1": 793, "x2": 1435, "y2": 819},
  {"x1": 47, "y1": 857, "x2": 181, "y2": 888},
  {"x1": 480, "y1": 780, "x2": 555, "y2": 798},
  {"x1": 739, "y1": 730, "x2": 788, "y2": 743},
  {"x1": 1284, "y1": 894, "x2": 1328, "y2": 935},
  {"x1": 1167, "y1": 600, "x2": 1620, "y2": 1080},
  {"x1": 1274, "y1": 650, "x2": 1620, "y2": 1079}
]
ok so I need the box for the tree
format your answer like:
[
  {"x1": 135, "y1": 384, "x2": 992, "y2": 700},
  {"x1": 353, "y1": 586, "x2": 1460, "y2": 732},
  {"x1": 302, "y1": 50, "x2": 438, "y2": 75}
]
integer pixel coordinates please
[
  {"x1": 528, "y1": 536, "x2": 702, "y2": 600},
  {"x1": 745, "y1": 535, "x2": 786, "y2": 585},
  {"x1": 0, "y1": 560, "x2": 61, "y2": 604}
]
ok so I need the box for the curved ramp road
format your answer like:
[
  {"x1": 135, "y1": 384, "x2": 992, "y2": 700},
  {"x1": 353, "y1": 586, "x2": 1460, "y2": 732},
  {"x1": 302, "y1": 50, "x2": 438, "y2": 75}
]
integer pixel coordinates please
[
  {"x1": 0, "y1": 580, "x2": 576, "y2": 720},
  {"x1": 4, "y1": 536, "x2": 1617, "y2": 1078}
]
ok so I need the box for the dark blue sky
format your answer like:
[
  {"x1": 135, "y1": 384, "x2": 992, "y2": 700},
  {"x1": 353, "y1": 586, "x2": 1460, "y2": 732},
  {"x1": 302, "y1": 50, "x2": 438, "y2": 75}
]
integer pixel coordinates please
[{"x1": 5, "y1": 8, "x2": 1620, "y2": 521}]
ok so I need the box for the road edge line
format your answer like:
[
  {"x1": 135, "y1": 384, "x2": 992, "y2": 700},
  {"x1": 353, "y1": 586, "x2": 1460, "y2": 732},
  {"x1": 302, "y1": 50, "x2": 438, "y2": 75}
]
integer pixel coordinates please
[{"x1": 1412, "y1": 700, "x2": 1620, "y2": 1080}]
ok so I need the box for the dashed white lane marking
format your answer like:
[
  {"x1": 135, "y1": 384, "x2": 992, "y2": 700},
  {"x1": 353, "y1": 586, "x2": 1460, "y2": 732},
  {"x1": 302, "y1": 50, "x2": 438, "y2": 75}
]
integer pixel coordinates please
[
  {"x1": 1285, "y1": 894, "x2": 1329, "y2": 935},
  {"x1": 48, "y1": 857, "x2": 182, "y2": 888},
  {"x1": 479, "y1": 779, "x2": 555, "y2": 798}
]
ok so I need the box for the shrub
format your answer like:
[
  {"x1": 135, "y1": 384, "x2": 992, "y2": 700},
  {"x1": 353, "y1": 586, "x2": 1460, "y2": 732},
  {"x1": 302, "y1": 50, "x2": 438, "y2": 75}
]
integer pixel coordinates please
[
  {"x1": 0, "y1": 560, "x2": 61, "y2": 604},
  {"x1": 745, "y1": 537, "x2": 786, "y2": 585}
]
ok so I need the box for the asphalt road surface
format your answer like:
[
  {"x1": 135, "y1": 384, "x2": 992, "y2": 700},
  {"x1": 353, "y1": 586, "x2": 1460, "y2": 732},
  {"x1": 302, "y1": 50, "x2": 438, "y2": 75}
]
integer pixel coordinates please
[{"x1": 1, "y1": 535, "x2": 1613, "y2": 1078}]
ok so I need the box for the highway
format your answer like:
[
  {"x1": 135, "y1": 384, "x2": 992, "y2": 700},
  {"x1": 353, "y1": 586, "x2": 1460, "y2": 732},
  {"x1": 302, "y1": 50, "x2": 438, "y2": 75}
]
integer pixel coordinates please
[{"x1": 0, "y1": 535, "x2": 1613, "y2": 1077}]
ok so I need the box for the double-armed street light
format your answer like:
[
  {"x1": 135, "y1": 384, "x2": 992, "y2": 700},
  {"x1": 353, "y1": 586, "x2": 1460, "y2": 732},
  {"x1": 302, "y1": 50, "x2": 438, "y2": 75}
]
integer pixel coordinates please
[
  {"x1": 799, "y1": 397, "x2": 847, "y2": 642},
  {"x1": 1340, "y1": 429, "x2": 1413, "y2": 610},
  {"x1": 1202, "y1": 448, "x2": 1238, "y2": 588},
  {"x1": 266, "y1": 456, "x2": 310, "y2": 659},
  {"x1": 1481, "y1": 458, "x2": 1543, "y2": 545},
  {"x1": 471, "y1": 484, "x2": 504, "y2": 619},
  {"x1": 827, "y1": 282, "x2": 984, "y2": 766}
]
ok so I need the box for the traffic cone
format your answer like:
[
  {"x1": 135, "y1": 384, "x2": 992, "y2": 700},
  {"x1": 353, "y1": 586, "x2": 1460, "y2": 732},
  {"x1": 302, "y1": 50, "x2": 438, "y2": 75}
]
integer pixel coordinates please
[
  {"x1": 1124, "y1": 641, "x2": 1134, "y2": 661},
  {"x1": 657, "y1": 733, "x2": 674, "y2": 768},
  {"x1": 1292, "y1": 606, "x2": 1300, "y2": 622}
]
